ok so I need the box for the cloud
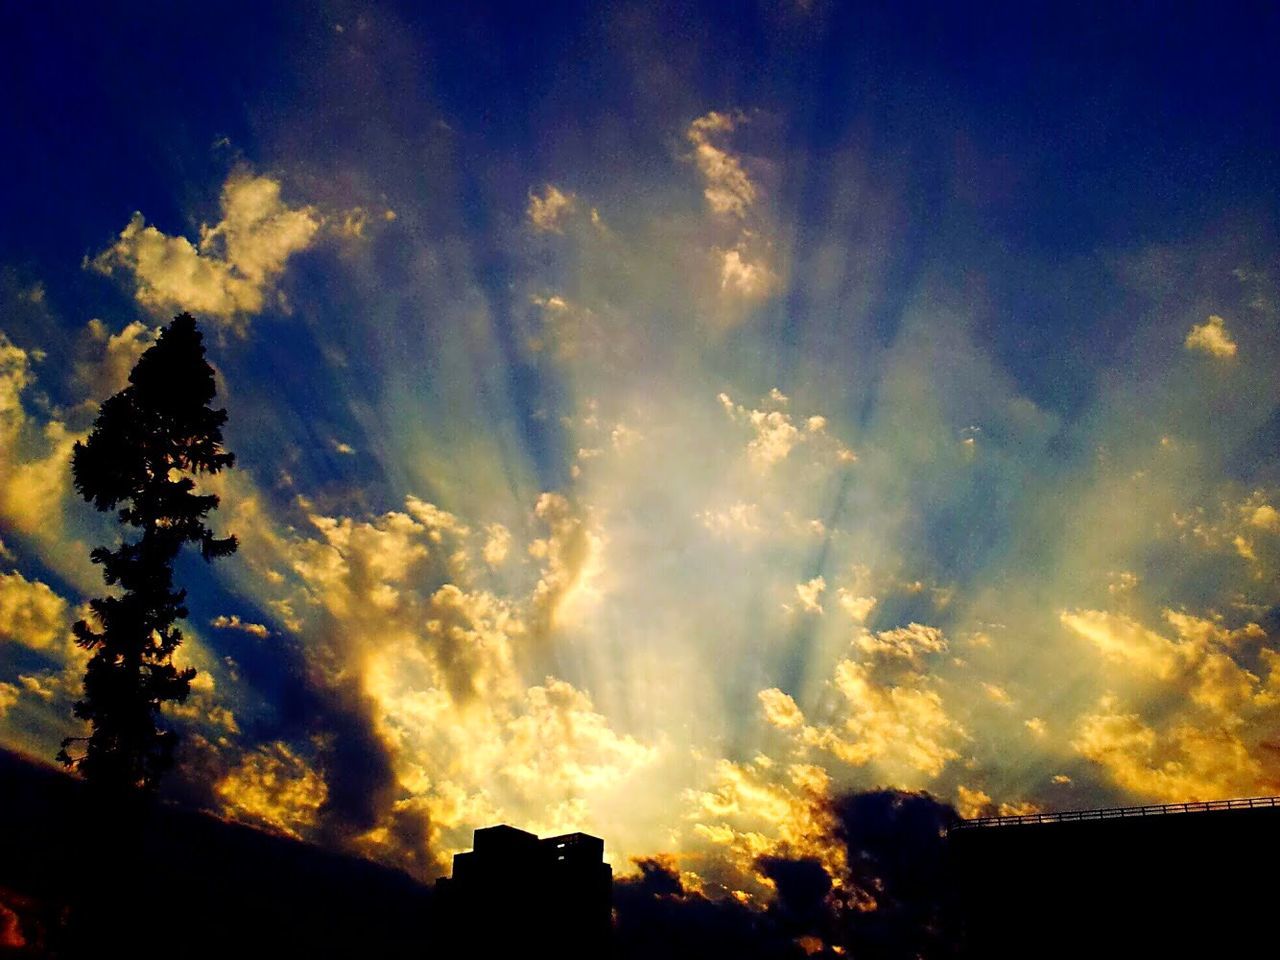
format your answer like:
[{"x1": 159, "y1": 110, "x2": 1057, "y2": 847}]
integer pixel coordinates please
[
  {"x1": 0, "y1": 421, "x2": 77, "y2": 538},
  {"x1": 0, "y1": 682, "x2": 18, "y2": 717},
  {"x1": 1071, "y1": 695, "x2": 1265, "y2": 801},
  {"x1": 697, "y1": 502, "x2": 764, "y2": 539},
  {"x1": 815, "y1": 660, "x2": 963, "y2": 777},
  {"x1": 216, "y1": 741, "x2": 329, "y2": 839},
  {"x1": 0, "y1": 333, "x2": 79, "y2": 540},
  {"x1": 854, "y1": 623, "x2": 947, "y2": 665},
  {"x1": 528, "y1": 294, "x2": 610, "y2": 361},
  {"x1": 759, "y1": 689, "x2": 806, "y2": 731},
  {"x1": 528, "y1": 493, "x2": 603, "y2": 638},
  {"x1": 687, "y1": 112, "x2": 757, "y2": 219},
  {"x1": 0, "y1": 571, "x2": 70, "y2": 651},
  {"x1": 720, "y1": 248, "x2": 775, "y2": 300},
  {"x1": 0, "y1": 333, "x2": 33, "y2": 444},
  {"x1": 956, "y1": 785, "x2": 992, "y2": 819},
  {"x1": 759, "y1": 615, "x2": 964, "y2": 783},
  {"x1": 209, "y1": 614, "x2": 270, "y2": 639},
  {"x1": 527, "y1": 184, "x2": 577, "y2": 232},
  {"x1": 1184, "y1": 314, "x2": 1238, "y2": 358},
  {"x1": 612, "y1": 855, "x2": 804, "y2": 959},
  {"x1": 682, "y1": 111, "x2": 782, "y2": 317},
  {"x1": 1064, "y1": 606, "x2": 1280, "y2": 800},
  {"x1": 209, "y1": 479, "x2": 664, "y2": 877},
  {"x1": 982, "y1": 682, "x2": 1014, "y2": 706},
  {"x1": 685, "y1": 758, "x2": 844, "y2": 891},
  {"x1": 793, "y1": 576, "x2": 825, "y2": 615},
  {"x1": 836, "y1": 591, "x2": 876, "y2": 623},
  {"x1": 90, "y1": 170, "x2": 321, "y2": 328},
  {"x1": 75, "y1": 318, "x2": 157, "y2": 401},
  {"x1": 828, "y1": 790, "x2": 960, "y2": 956},
  {"x1": 1061, "y1": 609, "x2": 1181, "y2": 679},
  {"x1": 718, "y1": 390, "x2": 854, "y2": 470},
  {"x1": 1247, "y1": 502, "x2": 1280, "y2": 532},
  {"x1": 424, "y1": 584, "x2": 524, "y2": 706},
  {"x1": 481, "y1": 522, "x2": 511, "y2": 566},
  {"x1": 1062, "y1": 608, "x2": 1265, "y2": 714},
  {"x1": 615, "y1": 789, "x2": 961, "y2": 960},
  {"x1": 292, "y1": 505, "x2": 438, "y2": 620},
  {"x1": 17, "y1": 674, "x2": 56, "y2": 702},
  {"x1": 501, "y1": 677, "x2": 658, "y2": 801}
]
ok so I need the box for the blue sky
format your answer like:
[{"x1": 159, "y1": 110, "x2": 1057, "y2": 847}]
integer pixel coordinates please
[{"x1": 2, "y1": 1, "x2": 1278, "y2": 893}]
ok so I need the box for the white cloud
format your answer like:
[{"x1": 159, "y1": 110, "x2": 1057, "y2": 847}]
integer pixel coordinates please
[
  {"x1": 719, "y1": 390, "x2": 855, "y2": 469},
  {"x1": 793, "y1": 576, "x2": 825, "y2": 614}
]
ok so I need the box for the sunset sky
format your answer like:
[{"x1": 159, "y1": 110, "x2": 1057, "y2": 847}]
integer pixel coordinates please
[{"x1": 2, "y1": 2, "x2": 1278, "y2": 899}]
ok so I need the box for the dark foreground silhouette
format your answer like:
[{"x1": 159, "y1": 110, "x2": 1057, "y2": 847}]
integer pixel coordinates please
[
  {"x1": 5, "y1": 746, "x2": 1277, "y2": 958},
  {"x1": 0, "y1": 749, "x2": 429, "y2": 957},
  {"x1": 436, "y1": 825, "x2": 612, "y2": 959},
  {"x1": 950, "y1": 798, "x2": 1280, "y2": 958},
  {"x1": 0, "y1": 748, "x2": 959, "y2": 958},
  {"x1": 61, "y1": 312, "x2": 237, "y2": 792}
]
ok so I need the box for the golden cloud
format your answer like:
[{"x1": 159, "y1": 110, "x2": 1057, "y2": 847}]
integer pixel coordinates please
[
  {"x1": 686, "y1": 112, "x2": 757, "y2": 219},
  {"x1": 91, "y1": 170, "x2": 322, "y2": 328},
  {"x1": 1184, "y1": 314, "x2": 1237, "y2": 358},
  {"x1": 527, "y1": 184, "x2": 577, "y2": 232},
  {"x1": 0, "y1": 571, "x2": 69, "y2": 651},
  {"x1": 216, "y1": 741, "x2": 328, "y2": 838}
]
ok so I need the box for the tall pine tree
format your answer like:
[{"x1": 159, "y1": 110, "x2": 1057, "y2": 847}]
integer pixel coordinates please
[{"x1": 59, "y1": 312, "x2": 237, "y2": 791}]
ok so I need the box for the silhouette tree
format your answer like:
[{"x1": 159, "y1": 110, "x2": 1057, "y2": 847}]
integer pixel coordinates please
[{"x1": 58, "y1": 312, "x2": 237, "y2": 791}]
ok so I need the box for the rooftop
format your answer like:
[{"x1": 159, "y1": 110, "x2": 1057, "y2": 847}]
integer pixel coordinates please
[{"x1": 952, "y1": 794, "x2": 1280, "y2": 831}]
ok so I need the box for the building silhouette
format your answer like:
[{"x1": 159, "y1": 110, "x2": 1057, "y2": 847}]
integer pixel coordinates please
[
  {"x1": 437, "y1": 824, "x2": 613, "y2": 958},
  {"x1": 949, "y1": 796, "x2": 1280, "y2": 958}
]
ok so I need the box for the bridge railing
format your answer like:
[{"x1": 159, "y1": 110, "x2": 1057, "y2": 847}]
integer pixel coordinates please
[{"x1": 952, "y1": 795, "x2": 1280, "y2": 830}]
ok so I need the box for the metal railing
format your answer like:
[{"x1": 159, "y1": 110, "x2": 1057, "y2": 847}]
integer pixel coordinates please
[{"x1": 952, "y1": 795, "x2": 1280, "y2": 830}]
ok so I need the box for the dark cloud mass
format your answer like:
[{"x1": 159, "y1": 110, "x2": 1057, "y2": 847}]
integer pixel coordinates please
[{"x1": 615, "y1": 790, "x2": 961, "y2": 959}]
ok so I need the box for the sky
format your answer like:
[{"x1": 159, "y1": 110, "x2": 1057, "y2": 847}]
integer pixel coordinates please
[{"x1": 1, "y1": 0, "x2": 1279, "y2": 903}]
